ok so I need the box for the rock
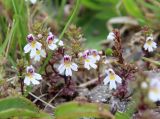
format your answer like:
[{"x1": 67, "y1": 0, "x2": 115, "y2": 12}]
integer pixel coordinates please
[{"x1": 88, "y1": 85, "x2": 112, "y2": 103}]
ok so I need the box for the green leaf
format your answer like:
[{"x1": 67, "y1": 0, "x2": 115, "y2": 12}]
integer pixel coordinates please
[
  {"x1": 115, "y1": 101, "x2": 135, "y2": 119},
  {"x1": 0, "y1": 109, "x2": 51, "y2": 119},
  {"x1": 80, "y1": 19, "x2": 107, "y2": 49},
  {"x1": 81, "y1": 0, "x2": 105, "y2": 11},
  {"x1": 0, "y1": 96, "x2": 38, "y2": 112},
  {"x1": 122, "y1": 0, "x2": 145, "y2": 23},
  {"x1": 138, "y1": 0, "x2": 160, "y2": 12},
  {"x1": 0, "y1": 96, "x2": 52, "y2": 119},
  {"x1": 115, "y1": 112, "x2": 130, "y2": 119},
  {"x1": 55, "y1": 101, "x2": 114, "y2": 119},
  {"x1": 95, "y1": 11, "x2": 116, "y2": 20},
  {"x1": 0, "y1": 0, "x2": 28, "y2": 62},
  {"x1": 0, "y1": 20, "x2": 15, "y2": 55}
]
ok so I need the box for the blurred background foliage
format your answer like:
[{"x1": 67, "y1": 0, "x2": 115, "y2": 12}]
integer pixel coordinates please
[{"x1": 0, "y1": 0, "x2": 160, "y2": 65}]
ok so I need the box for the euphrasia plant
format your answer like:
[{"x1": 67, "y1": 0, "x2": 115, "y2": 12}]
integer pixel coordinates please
[{"x1": 19, "y1": 24, "x2": 159, "y2": 113}]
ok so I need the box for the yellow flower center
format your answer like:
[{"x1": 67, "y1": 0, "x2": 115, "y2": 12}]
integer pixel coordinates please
[
  {"x1": 109, "y1": 73, "x2": 115, "y2": 80},
  {"x1": 85, "y1": 59, "x2": 90, "y2": 62},
  {"x1": 150, "y1": 87, "x2": 159, "y2": 94},
  {"x1": 92, "y1": 52, "x2": 97, "y2": 57},
  {"x1": 64, "y1": 63, "x2": 71, "y2": 68},
  {"x1": 48, "y1": 39, "x2": 53, "y2": 45},
  {"x1": 93, "y1": 54, "x2": 97, "y2": 57},
  {"x1": 27, "y1": 73, "x2": 33, "y2": 80},
  {"x1": 31, "y1": 41, "x2": 36, "y2": 48},
  {"x1": 146, "y1": 40, "x2": 152, "y2": 46},
  {"x1": 36, "y1": 50, "x2": 40, "y2": 55}
]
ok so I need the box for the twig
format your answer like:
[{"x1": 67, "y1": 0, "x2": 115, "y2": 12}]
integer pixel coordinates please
[
  {"x1": 78, "y1": 74, "x2": 104, "y2": 88},
  {"x1": 107, "y1": 17, "x2": 138, "y2": 31},
  {"x1": 44, "y1": 88, "x2": 64, "y2": 110},
  {"x1": 7, "y1": 76, "x2": 17, "y2": 82},
  {"x1": 29, "y1": 92, "x2": 55, "y2": 109},
  {"x1": 33, "y1": 93, "x2": 47, "y2": 103},
  {"x1": 142, "y1": 57, "x2": 160, "y2": 66}
]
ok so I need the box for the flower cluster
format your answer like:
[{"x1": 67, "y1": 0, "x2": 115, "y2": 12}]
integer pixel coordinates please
[
  {"x1": 46, "y1": 32, "x2": 63, "y2": 50},
  {"x1": 57, "y1": 49, "x2": 100, "y2": 76},
  {"x1": 20, "y1": 25, "x2": 160, "y2": 118},
  {"x1": 80, "y1": 49, "x2": 99, "y2": 70},
  {"x1": 23, "y1": 30, "x2": 158, "y2": 94},
  {"x1": 23, "y1": 32, "x2": 63, "y2": 85},
  {"x1": 24, "y1": 34, "x2": 43, "y2": 61},
  {"x1": 57, "y1": 47, "x2": 123, "y2": 90},
  {"x1": 24, "y1": 30, "x2": 155, "y2": 92}
]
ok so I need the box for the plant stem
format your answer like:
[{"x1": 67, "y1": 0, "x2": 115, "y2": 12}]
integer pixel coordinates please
[
  {"x1": 97, "y1": 62, "x2": 101, "y2": 83},
  {"x1": 4, "y1": 20, "x2": 15, "y2": 58},
  {"x1": 11, "y1": 0, "x2": 18, "y2": 14},
  {"x1": 11, "y1": 0, "x2": 24, "y2": 56},
  {"x1": 29, "y1": 92, "x2": 55, "y2": 109},
  {"x1": 20, "y1": 77, "x2": 24, "y2": 95},
  {"x1": 57, "y1": 0, "x2": 67, "y2": 22},
  {"x1": 59, "y1": 0, "x2": 80, "y2": 40},
  {"x1": 142, "y1": 57, "x2": 160, "y2": 66},
  {"x1": 39, "y1": 0, "x2": 80, "y2": 73},
  {"x1": 19, "y1": 68, "x2": 24, "y2": 95}
]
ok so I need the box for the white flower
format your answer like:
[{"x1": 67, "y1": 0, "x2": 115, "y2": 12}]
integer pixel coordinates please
[
  {"x1": 25, "y1": 0, "x2": 37, "y2": 4},
  {"x1": 91, "y1": 49, "x2": 100, "y2": 61},
  {"x1": 57, "y1": 38, "x2": 64, "y2": 46},
  {"x1": 81, "y1": 50, "x2": 97, "y2": 70},
  {"x1": 24, "y1": 65, "x2": 42, "y2": 85},
  {"x1": 46, "y1": 33, "x2": 57, "y2": 50},
  {"x1": 141, "y1": 81, "x2": 148, "y2": 89},
  {"x1": 143, "y1": 35, "x2": 157, "y2": 52},
  {"x1": 103, "y1": 69, "x2": 122, "y2": 90},
  {"x1": 46, "y1": 32, "x2": 63, "y2": 50},
  {"x1": 148, "y1": 78, "x2": 160, "y2": 102},
  {"x1": 31, "y1": 49, "x2": 46, "y2": 62},
  {"x1": 84, "y1": 49, "x2": 92, "y2": 56},
  {"x1": 24, "y1": 34, "x2": 42, "y2": 58},
  {"x1": 37, "y1": 34, "x2": 43, "y2": 39},
  {"x1": 58, "y1": 55, "x2": 78, "y2": 76},
  {"x1": 30, "y1": 0, "x2": 37, "y2": 4},
  {"x1": 107, "y1": 32, "x2": 115, "y2": 41}
]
